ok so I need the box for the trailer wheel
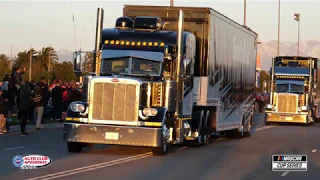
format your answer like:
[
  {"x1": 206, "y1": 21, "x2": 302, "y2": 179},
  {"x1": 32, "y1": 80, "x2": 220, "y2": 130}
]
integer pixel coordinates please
[
  {"x1": 152, "y1": 116, "x2": 169, "y2": 156},
  {"x1": 234, "y1": 124, "x2": 244, "y2": 138},
  {"x1": 201, "y1": 110, "x2": 210, "y2": 146},
  {"x1": 244, "y1": 113, "x2": 253, "y2": 137},
  {"x1": 67, "y1": 142, "x2": 83, "y2": 153}
]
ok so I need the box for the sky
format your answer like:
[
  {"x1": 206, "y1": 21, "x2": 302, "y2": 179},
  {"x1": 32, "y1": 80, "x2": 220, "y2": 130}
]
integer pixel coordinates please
[{"x1": 0, "y1": 0, "x2": 319, "y2": 55}]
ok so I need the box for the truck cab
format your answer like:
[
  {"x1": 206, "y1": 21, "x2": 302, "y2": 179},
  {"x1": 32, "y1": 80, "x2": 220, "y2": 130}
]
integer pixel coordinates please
[{"x1": 264, "y1": 56, "x2": 320, "y2": 125}]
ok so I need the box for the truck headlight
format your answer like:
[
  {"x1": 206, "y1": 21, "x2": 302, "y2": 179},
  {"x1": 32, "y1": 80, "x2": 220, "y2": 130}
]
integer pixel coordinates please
[
  {"x1": 70, "y1": 103, "x2": 85, "y2": 113},
  {"x1": 300, "y1": 106, "x2": 308, "y2": 111},
  {"x1": 266, "y1": 104, "x2": 274, "y2": 109},
  {"x1": 142, "y1": 108, "x2": 158, "y2": 116}
]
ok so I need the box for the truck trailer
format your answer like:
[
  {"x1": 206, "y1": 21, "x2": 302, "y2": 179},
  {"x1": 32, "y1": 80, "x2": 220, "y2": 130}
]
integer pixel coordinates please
[
  {"x1": 64, "y1": 5, "x2": 258, "y2": 155},
  {"x1": 264, "y1": 56, "x2": 320, "y2": 125}
]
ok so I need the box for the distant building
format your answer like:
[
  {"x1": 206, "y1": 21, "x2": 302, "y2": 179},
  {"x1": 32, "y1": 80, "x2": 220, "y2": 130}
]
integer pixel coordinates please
[{"x1": 256, "y1": 54, "x2": 261, "y2": 71}]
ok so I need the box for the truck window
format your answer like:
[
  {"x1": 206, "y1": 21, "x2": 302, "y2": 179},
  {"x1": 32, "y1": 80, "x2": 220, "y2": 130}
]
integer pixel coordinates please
[
  {"x1": 131, "y1": 58, "x2": 161, "y2": 76},
  {"x1": 101, "y1": 57, "x2": 161, "y2": 76}
]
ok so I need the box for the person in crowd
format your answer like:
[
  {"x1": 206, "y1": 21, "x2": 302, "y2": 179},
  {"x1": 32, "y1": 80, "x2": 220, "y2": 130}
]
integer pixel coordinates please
[
  {"x1": 38, "y1": 77, "x2": 49, "y2": 124},
  {"x1": 19, "y1": 81, "x2": 31, "y2": 136},
  {"x1": 67, "y1": 81, "x2": 82, "y2": 105},
  {"x1": 0, "y1": 88, "x2": 7, "y2": 135},
  {"x1": 31, "y1": 85, "x2": 44, "y2": 130},
  {"x1": 51, "y1": 81, "x2": 63, "y2": 121},
  {"x1": 13, "y1": 66, "x2": 27, "y2": 120},
  {"x1": 28, "y1": 80, "x2": 35, "y2": 122},
  {"x1": 2, "y1": 75, "x2": 13, "y2": 133}
]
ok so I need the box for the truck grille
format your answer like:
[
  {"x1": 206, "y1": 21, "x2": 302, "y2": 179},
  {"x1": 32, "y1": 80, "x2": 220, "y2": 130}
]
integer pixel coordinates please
[
  {"x1": 276, "y1": 94, "x2": 298, "y2": 113},
  {"x1": 91, "y1": 82, "x2": 138, "y2": 121}
]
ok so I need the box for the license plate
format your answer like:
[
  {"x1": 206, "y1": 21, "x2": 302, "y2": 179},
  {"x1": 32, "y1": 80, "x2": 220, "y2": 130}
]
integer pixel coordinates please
[
  {"x1": 105, "y1": 132, "x2": 119, "y2": 140},
  {"x1": 285, "y1": 117, "x2": 293, "y2": 120}
]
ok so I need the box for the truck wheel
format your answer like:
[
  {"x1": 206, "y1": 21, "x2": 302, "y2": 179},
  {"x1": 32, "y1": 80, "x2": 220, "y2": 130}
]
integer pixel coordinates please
[
  {"x1": 152, "y1": 117, "x2": 169, "y2": 156},
  {"x1": 201, "y1": 110, "x2": 210, "y2": 146},
  {"x1": 264, "y1": 114, "x2": 271, "y2": 126},
  {"x1": 244, "y1": 113, "x2": 253, "y2": 137},
  {"x1": 186, "y1": 110, "x2": 204, "y2": 147},
  {"x1": 234, "y1": 124, "x2": 244, "y2": 138},
  {"x1": 67, "y1": 142, "x2": 83, "y2": 153}
]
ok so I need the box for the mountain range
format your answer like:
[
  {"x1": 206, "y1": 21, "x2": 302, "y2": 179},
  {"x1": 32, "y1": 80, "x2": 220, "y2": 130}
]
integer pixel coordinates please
[
  {"x1": 258, "y1": 40, "x2": 320, "y2": 71},
  {"x1": 7, "y1": 40, "x2": 319, "y2": 71}
]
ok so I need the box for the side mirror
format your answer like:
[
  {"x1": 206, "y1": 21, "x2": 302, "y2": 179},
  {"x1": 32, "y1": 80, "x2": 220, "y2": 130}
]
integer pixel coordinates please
[
  {"x1": 263, "y1": 81, "x2": 268, "y2": 93},
  {"x1": 73, "y1": 51, "x2": 82, "y2": 72}
]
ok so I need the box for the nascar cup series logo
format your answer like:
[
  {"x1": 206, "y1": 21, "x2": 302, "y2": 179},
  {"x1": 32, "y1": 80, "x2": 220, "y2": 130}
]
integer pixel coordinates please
[{"x1": 12, "y1": 154, "x2": 52, "y2": 169}]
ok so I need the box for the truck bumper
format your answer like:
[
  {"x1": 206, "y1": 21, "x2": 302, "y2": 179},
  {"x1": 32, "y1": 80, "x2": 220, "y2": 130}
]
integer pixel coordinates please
[
  {"x1": 63, "y1": 123, "x2": 163, "y2": 147},
  {"x1": 265, "y1": 112, "x2": 308, "y2": 124}
]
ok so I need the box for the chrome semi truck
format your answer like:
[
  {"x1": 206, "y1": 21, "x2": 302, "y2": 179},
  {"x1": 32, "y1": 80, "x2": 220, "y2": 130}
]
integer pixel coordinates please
[
  {"x1": 64, "y1": 5, "x2": 258, "y2": 155},
  {"x1": 264, "y1": 56, "x2": 320, "y2": 125}
]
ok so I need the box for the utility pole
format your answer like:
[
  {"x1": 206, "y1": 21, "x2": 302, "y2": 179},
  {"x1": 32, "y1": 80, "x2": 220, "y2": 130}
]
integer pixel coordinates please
[
  {"x1": 294, "y1": 13, "x2": 300, "y2": 56},
  {"x1": 170, "y1": 0, "x2": 174, "y2": 6},
  {"x1": 243, "y1": 0, "x2": 247, "y2": 26},
  {"x1": 49, "y1": 44, "x2": 51, "y2": 72},
  {"x1": 10, "y1": 44, "x2": 13, "y2": 70},
  {"x1": 48, "y1": 44, "x2": 51, "y2": 84},
  {"x1": 277, "y1": 0, "x2": 281, "y2": 56},
  {"x1": 29, "y1": 44, "x2": 32, "y2": 82}
]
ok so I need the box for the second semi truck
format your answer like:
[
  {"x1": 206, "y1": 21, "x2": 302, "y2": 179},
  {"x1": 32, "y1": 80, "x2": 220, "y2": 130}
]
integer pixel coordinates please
[
  {"x1": 64, "y1": 5, "x2": 258, "y2": 155},
  {"x1": 264, "y1": 56, "x2": 320, "y2": 125}
]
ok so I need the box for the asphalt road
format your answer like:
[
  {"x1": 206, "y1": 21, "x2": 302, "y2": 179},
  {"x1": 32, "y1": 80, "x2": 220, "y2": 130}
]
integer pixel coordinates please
[{"x1": 1, "y1": 113, "x2": 319, "y2": 180}]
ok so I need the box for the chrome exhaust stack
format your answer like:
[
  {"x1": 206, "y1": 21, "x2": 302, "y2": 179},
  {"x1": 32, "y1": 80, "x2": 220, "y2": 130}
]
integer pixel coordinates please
[
  {"x1": 175, "y1": 10, "x2": 184, "y2": 117},
  {"x1": 93, "y1": 7, "x2": 104, "y2": 76}
]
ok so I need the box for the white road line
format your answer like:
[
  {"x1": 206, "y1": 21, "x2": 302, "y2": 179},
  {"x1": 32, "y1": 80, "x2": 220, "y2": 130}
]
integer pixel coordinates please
[
  {"x1": 26, "y1": 147, "x2": 186, "y2": 180},
  {"x1": 280, "y1": 171, "x2": 290, "y2": 176},
  {"x1": 254, "y1": 125, "x2": 274, "y2": 132},
  {"x1": 4, "y1": 146, "x2": 25, "y2": 150},
  {"x1": 26, "y1": 152, "x2": 153, "y2": 180},
  {"x1": 26, "y1": 125, "x2": 274, "y2": 180}
]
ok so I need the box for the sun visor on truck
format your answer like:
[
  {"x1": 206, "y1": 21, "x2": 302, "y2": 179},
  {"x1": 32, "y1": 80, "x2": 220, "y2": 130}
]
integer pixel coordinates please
[
  {"x1": 276, "y1": 80, "x2": 305, "y2": 85},
  {"x1": 274, "y1": 67, "x2": 310, "y2": 76}
]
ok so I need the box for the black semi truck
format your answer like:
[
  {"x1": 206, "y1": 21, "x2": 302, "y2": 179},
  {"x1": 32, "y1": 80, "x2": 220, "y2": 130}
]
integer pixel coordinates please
[{"x1": 64, "y1": 5, "x2": 258, "y2": 155}]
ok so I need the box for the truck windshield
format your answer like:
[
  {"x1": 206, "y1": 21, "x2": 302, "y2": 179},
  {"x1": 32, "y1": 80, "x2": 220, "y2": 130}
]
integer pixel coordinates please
[
  {"x1": 276, "y1": 83, "x2": 304, "y2": 93},
  {"x1": 101, "y1": 57, "x2": 161, "y2": 76}
]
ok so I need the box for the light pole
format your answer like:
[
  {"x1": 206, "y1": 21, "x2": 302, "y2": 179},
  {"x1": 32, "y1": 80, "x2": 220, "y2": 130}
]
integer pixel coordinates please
[
  {"x1": 277, "y1": 0, "x2": 281, "y2": 56},
  {"x1": 29, "y1": 44, "x2": 32, "y2": 82},
  {"x1": 294, "y1": 13, "x2": 300, "y2": 56},
  {"x1": 244, "y1": 0, "x2": 247, "y2": 26}
]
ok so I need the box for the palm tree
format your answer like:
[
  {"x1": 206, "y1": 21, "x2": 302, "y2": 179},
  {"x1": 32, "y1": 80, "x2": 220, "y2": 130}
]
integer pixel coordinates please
[
  {"x1": 13, "y1": 48, "x2": 38, "y2": 70},
  {"x1": 38, "y1": 46, "x2": 59, "y2": 71},
  {"x1": 0, "y1": 54, "x2": 11, "y2": 79}
]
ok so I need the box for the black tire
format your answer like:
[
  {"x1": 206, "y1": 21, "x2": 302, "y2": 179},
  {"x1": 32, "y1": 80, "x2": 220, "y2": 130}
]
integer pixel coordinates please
[
  {"x1": 244, "y1": 113, "x2": 253, "y2": 137},
  {"x1": 264, "y1": 114, "x2": 271, "y2": 126},
  {"x1": 67, "y1": 142, "x2": 83, "y2": 153},
  {"x1": 193, "y1": 110, "x2": 204, "y2": 147},
  {"x1": 234, "y1": 125, "x2": 244, "y2": 139},
  {"x1": 201, "y1": 110, "x2": 210, "y2": 146},
  {"x1": 152, "y1": 116, "x2": 169, "y2": 156}
]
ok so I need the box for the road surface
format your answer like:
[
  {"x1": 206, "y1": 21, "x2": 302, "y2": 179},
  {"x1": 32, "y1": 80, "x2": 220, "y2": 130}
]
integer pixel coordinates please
[{"x1": 0, "y1": 113, "x2": 319, "y2": 180}]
